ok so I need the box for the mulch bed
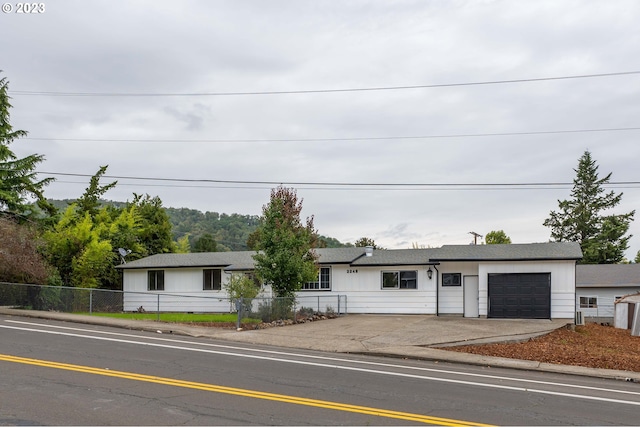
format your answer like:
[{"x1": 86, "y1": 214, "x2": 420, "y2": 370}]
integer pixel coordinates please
[{"x1": 446, "y1": 323, "x2": 640, "y2": 372}]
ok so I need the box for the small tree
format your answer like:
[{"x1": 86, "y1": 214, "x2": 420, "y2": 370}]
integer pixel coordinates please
[
  {"x1": 224, "y1": 274, "x2": 260, "y2": 300},
  {"x1": 485, "y1": 230, "x2": 512, "y2": 244},
  {"x1": 543, "y1": 151, "x2": 635, "y2": 264},
  {"x1": 252, "y1": 186, "x2": 318, "y2": 300}
]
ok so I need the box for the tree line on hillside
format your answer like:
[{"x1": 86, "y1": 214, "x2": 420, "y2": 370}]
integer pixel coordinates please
[
  {"x1": 0, "y1": 71, "x2": 638, "y2": 295},
  {"x1": 49, "y1": 199, "x2": 352, "y2": 252}
]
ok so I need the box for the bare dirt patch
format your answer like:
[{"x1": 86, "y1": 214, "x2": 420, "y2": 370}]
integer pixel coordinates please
[{"x1": 446, "y1": 323, "x2": 640, "y2": 372}]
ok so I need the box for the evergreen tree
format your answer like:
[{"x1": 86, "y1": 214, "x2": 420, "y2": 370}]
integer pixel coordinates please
[
  {"x1": 543, "y1": 151, "x2": 635, "y2": 264},
  {"x1": 0, "y1": 75, "x2": 54, "y2": 217},
  {"x1": 252, "y1": 186, "x2": 318, "y2": 299}
]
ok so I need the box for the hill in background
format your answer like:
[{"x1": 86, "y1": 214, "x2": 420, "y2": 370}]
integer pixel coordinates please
[{"x1": 48, "y1": 199, "x2": 351, "y2": 251}]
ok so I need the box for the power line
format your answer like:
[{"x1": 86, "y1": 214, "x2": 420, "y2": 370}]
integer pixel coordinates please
[
  {"x1": 10, "y1": 71, "x2": 640, "y2": 97},
  {"x1": 39, "y1": 171, "x2": 640, "y2": 189},
  {"x1": 52, "y1": 179, "x2": 579, "y2": 191},
  {"x1": 23, "y1": 126, "x2": 640, "y2": 144}
]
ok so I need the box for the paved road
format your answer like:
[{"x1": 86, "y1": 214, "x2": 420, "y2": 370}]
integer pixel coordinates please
[{"x1": 1, "y1": 315, "x2": 639, "y2": 425}]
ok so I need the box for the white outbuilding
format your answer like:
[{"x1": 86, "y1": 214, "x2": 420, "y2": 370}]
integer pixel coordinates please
[{"x1": 614, "y1": 293, "x2": 640, "y2": 336}]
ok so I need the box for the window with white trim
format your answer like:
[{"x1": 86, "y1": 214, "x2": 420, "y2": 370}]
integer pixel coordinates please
[
  {"x1": 302, "y1": 267, "x2": 331, "y2": 290},
  {"x1": 148, "y1": 270, "x2": 164, "y2": 291},
  {"x1": 579, "y1": 296, "x2": 597, "y2": 308},
  {"x1": 382, "y1": 270, "x2": 417, "y2": 289}
]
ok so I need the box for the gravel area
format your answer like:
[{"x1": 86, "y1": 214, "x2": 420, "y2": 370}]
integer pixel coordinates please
[{"x1": 446, "y1": 323, "x2": 640, "y2": 372}]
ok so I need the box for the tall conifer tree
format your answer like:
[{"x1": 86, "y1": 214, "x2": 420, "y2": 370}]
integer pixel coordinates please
[
  {"x1": 0, "y1": 75, "x2": 54, "y2": 217},
  {"x1": 544, "y1": 151, "x2": 634, "y2": 263}
]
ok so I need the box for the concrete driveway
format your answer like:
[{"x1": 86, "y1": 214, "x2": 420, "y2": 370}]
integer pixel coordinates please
[{"x1": 229, "y1": 314, "x2": 569, "y2": 353}]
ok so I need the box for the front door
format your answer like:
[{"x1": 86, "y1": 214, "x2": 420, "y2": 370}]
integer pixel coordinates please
[{"x1": 464, "y1": 275, "x2": 479, "y2": 318}]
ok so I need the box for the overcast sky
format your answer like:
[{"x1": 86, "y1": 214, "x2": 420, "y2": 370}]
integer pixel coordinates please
[{"x1": 2, "y1": 1, "x2": 640, "y2": 256}]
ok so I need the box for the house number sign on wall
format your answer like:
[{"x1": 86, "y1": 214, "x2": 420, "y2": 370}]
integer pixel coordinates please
[{"x1": 347, "y1": 269, "x2": 358, "y2": 274}]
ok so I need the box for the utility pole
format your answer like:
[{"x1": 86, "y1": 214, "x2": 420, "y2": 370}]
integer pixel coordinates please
[{"x1": 469, "y1": 231, "x2": 483, "y2": 245}]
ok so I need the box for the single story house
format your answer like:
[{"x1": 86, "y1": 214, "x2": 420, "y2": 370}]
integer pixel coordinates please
[
  {"x1": 117, "y1": 241, "x2": 581, "y2": 319},
  {"x1": 576, "y1": 264, "x2": 640, "y2": 322}
]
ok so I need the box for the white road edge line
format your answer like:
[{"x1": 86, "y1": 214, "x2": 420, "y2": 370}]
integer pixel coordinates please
[
  {"x1": 1, "y1": 322, "x2": 640, "y2": 407},
  {"x1": 5, "y1": 319, "x2": 639, "y2": 397}
]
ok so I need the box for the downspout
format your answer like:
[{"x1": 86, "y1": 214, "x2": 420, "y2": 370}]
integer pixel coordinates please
[
  {"x1": 574, "y1": 261, "x2": 578, "y2": 324},
  {"x1": 434, "y1": 264, "x2": 440, "y2": 317}
]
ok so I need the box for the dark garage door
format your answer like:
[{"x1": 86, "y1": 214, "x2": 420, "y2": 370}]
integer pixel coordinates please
[{"x1": 488, "y1": 273, "x2": 551, "y2": 319}]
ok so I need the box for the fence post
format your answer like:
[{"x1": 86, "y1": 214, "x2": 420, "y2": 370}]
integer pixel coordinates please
[
  {"x1": 89, "y1": 289, "x2": 93, "y2": 315},
  {"x1": 157, "y1": 294, "x2": 160, "y2": 322},
  {"x1": 235, "y1": 298, "x2": 241, "y2": 330},
  {"x1": 337, "y1": 295, "x2": 340, "y2": 315},
  {"x1": 317, "y1": 295, "x2": 320, "y2": 313}
]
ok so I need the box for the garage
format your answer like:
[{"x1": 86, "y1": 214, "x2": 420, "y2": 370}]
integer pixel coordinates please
[{"x1": 488, "y1": 273, "x2": 551, "y2": 319}]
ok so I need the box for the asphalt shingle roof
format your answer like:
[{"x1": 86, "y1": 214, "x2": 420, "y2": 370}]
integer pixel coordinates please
[
  {"x1": 430, "y1": 242, "x2": 582, "y2": 261},
  {"x1": 351, "y1": 249, "x2": 439, "y2": 266},
  {"x1": 117, "y1": 242, "x2": 582, "y2": 270},
  {"x1": 576, "y1": 264, "x2": 640, "y2": 288},
  {"x1": 116, "y1": 251, "x2": 257, "y2": 270}
]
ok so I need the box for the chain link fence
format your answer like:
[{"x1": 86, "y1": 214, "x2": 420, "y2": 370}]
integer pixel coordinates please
[
  {"x1": 236, "y1": 294, "x2": 347, "y2": 325},
  {"x1": 0, "y1": 282, "x2": 346, "y2": 326},
  {"x1": 0, "y1": 281, "x2": 123, "y2": 313}
]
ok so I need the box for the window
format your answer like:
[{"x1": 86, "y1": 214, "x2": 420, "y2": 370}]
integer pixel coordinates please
[
  {"x1": 302, "y1": 267, "x2": 331, "y2": 290},
  {"x1": 579, "y1": 296, "x2": 597, "y2": 308},
  {"x1": 382, "y1": 271, "x2": 417, "y2": 289},
  {"x1": 442, "y1": 273, "x2": 461, "y2": 287},
  {"x1": 148, "y1": 270, "x2": 164, "y2": 291},
  {"x1": 203, "y1": 269, "x2": 222, "y2": 290}
]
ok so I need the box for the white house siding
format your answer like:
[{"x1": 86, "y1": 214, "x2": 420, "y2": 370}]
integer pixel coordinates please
[
  {"x1": 478, "y1": 260, "x2": 576, "y2": 319},
  {"x1": 576, "y1": 287, "x2": 640, "y2": 320},
  {"x1": 437, "y1": 262, "x2": 479, "y2": 315},
  {"x1": 120, "y1": 252, "x2": 578, "y2": 318},
  {"x1": 296, "y1": 264, "x2": 437, "y2": 314},
  {"x1": 123, "y1": 268, "x2": 234, "y2": 312}
]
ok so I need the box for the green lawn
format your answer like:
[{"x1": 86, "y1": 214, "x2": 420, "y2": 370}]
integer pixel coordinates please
[{"x1": 83, "y1": 312, "x2": 261, "y2": 324}]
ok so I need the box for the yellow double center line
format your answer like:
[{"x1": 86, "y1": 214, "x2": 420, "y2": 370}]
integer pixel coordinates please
[{"x1": 0, "y1": 354, "x2": 492, "y2": 426}]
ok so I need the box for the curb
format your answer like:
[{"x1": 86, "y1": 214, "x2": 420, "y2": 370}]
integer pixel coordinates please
[
  {"x1": 2, "y1": 308, "x2": 638, "y2": 382},
  {"x1": 356, "y1": 347, "x2": 640, "y2": 382}
]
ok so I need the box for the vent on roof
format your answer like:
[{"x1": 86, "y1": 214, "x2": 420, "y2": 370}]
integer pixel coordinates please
[{"x1": 365, "y1": 246, "x2": 373, "y2": 257}]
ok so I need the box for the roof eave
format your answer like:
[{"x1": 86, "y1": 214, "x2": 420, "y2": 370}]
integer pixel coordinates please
[{"x1": 429, "y1": 257, "x2": 582, "y2": 262}]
